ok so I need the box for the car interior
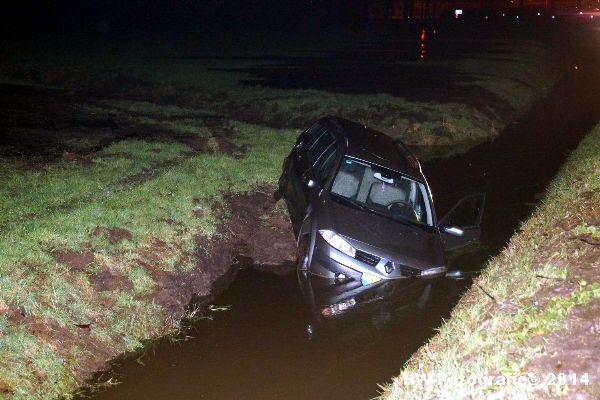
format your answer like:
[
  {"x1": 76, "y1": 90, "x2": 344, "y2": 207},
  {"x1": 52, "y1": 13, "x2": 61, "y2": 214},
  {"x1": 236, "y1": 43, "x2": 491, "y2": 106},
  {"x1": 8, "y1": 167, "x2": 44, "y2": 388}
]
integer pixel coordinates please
[{"x1": 331, "y1": 158, "x2": 432, "y2": 225}]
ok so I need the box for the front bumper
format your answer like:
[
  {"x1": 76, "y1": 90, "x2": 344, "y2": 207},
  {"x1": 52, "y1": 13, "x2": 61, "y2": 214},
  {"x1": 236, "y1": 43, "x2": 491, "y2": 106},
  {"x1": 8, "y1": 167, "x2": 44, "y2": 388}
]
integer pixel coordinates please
[{"x1": 308, "y1": 236, "x2": 446, "y2": 282}]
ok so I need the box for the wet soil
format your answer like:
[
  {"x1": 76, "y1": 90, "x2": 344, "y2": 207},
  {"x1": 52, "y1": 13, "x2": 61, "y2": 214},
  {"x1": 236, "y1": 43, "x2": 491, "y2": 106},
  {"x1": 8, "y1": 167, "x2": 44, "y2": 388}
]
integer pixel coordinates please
[
  {"x1": 219, "y1": 190, "x2": 296, "y2": 269},
  {"x1": 83, "y1": 189, "x2": 294, "y2": 323},
  {"x1": 79, "y1": 23, "x2": 600, "y2": 400},
  {"x1": 520, "y1": 211, "x2": 600, "y2": 399},
  {"x1": 50, "y1": 249, "x2": 95, "y2": 271}
]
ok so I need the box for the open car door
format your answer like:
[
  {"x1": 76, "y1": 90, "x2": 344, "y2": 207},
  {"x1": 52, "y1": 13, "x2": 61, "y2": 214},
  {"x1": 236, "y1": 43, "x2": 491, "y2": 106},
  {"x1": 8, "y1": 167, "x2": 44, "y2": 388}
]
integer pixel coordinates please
[{"x1": 438, "y1": 193, "x2": 485, "y2": 251}]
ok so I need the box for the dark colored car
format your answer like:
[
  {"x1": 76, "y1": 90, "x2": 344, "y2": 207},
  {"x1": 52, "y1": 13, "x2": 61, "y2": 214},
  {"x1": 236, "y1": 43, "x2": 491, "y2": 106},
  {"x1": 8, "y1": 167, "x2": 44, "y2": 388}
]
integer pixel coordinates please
[{"x1": 275, "y1": 116, "x2": 484, "y2": 285}]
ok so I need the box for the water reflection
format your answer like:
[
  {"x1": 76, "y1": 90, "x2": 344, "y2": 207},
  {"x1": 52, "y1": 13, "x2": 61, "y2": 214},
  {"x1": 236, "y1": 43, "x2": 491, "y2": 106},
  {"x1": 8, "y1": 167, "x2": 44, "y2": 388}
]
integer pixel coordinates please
[
  {"x1": 298, "y1": 270, "x2": 460, "y2": 342},
  {"x1": 420, "y1": 28, "x2": 427, "y2": 60}
]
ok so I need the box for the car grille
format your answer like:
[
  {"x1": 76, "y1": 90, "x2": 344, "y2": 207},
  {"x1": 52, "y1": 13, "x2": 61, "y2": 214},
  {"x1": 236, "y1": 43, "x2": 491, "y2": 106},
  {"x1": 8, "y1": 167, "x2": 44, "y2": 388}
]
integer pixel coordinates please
[
  {"x1": 354, "y1": 250, "x2": 381, "y2": 266},
  {"x1": 398, "y1": 264, "x2": 422, "y2": 277}
]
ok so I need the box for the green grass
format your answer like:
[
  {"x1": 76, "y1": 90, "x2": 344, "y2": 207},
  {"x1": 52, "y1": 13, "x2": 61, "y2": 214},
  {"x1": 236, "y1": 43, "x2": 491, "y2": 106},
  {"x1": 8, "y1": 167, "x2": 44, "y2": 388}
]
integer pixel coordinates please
[
  {"x1": 381, "y1": 122, "x2": 600, "y2": 399},
  {"x1": 0, "y1": 32, "x2": 558, "y2": 152},
  {"x1": 0, "y1": 111, "x2": 296, "y2": 398}
]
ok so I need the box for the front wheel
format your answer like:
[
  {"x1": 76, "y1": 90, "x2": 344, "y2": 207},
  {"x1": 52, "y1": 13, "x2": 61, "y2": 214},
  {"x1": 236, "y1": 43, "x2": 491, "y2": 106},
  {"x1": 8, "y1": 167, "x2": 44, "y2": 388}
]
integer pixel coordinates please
[{"x1": 296, "y1": 236, "x2": 310, "y2": 271}]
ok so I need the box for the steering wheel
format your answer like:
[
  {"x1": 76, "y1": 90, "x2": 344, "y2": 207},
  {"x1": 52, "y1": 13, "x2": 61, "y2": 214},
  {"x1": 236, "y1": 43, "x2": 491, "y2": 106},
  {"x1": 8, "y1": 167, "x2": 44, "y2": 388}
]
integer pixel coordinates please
[{"x1": 386, "y1": 201, "x2": 419, "y2": 222}]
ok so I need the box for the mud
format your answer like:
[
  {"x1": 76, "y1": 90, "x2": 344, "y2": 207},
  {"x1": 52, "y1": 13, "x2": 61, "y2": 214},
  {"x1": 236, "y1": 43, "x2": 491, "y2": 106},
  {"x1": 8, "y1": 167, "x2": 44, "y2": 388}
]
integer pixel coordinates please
[
  {"x1": 51, "y1": 249, "x2": 95, "y2": 271},
  {"x1": 0, "y1": 293, "x2": 119, "y2": 386},
  {"x1": 219, "y1": 189, "x2": 296, "y2": 269},
  {"x1": 90, "y1": 226, "x2": 134, "y2": 245},
  {"x1": 89, "y1": 269, "x2": 134, "y2": 292},
  {"x1": 523, "y1": 212, "x2": 600, "y2": 399},
  {"x1": 214, "y1": 136, "x2": 250, "y2": 158},
  {"x1": 85, "y1": 189, "x2": 295, "y2": 320},
  {"x1": 527, "y1": 298, "x2": 600, "y2": 399},
  {"x1": 26, "y1": 316, "x2": 116, "y2": 384}
]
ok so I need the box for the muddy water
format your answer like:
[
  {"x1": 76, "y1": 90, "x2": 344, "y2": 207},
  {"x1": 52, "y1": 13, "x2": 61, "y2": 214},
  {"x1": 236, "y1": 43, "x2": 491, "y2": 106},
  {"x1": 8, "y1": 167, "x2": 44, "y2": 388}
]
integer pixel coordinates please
[{"x1": 82, "y1": 23, "x2": 600, "y2": 400}]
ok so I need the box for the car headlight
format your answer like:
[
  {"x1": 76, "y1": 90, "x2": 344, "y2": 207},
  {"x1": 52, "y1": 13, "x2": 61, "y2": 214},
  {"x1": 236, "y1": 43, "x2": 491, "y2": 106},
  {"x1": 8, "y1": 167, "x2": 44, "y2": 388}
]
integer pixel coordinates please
[
  {"x1": 318, "y1": 230, "x2": 356, "y2": 257},
  {"x1": 421, "y1": 266, "x2": 447, "y2": 276},
  {"x1": 321, "y1": 297, "x2": 356, "y2": 317}
]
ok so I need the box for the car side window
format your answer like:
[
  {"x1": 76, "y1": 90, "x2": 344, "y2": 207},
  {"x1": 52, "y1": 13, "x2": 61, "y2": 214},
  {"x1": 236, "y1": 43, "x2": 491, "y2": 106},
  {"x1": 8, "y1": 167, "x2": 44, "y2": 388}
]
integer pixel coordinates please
[
  {"x1": 309, "y1": 130, "x2": 335, "y2": 162},
  {"x1": 298, "y1": 123, "x2": 325, "y2": 149},
  {"x1": 313, "y1": 145, "x2": 337, "y2": 185}
]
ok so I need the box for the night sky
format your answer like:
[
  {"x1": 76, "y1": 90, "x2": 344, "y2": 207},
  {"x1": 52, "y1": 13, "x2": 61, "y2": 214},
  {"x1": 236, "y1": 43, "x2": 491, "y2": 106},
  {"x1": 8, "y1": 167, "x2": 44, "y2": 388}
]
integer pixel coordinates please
[{"x1": 4, "y1": 1, "x2": 362, "y2": 34}]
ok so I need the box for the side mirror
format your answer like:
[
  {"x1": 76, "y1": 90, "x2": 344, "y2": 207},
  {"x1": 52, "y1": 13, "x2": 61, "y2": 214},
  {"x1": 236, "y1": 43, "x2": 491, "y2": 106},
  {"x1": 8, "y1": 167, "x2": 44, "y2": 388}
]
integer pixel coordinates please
[{"x1": 443, "y1": 226, "x2": 464, "y2": 237}]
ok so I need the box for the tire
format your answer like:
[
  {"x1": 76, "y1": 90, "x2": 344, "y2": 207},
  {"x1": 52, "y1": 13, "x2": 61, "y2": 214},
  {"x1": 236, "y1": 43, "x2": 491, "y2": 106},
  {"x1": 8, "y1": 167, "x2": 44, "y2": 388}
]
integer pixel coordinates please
[{"x1": 296, "y1": 236, "x2": 310, "y2": 271}]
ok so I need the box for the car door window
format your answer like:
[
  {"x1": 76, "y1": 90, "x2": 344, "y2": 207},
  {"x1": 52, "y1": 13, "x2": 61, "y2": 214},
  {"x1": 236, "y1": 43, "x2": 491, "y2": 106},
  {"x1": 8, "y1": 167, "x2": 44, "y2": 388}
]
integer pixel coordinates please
[
  {"x1": 313, "y1": 145, "x2": 337, "y2": 185},
  {"x1": 309, "y1": 130, "x2": 335, "y2": 162},
  {"x1": 298, "y1": 123, "x2": 325, "y2": 149},
  {"x1": 444, "y1": 195, "x2": 485, "y2": 228}
]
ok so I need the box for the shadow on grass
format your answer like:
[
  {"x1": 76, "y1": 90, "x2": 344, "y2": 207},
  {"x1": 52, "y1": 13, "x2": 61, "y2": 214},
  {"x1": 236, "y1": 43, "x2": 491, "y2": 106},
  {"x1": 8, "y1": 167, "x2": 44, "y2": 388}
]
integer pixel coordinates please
[{"x1": 191, "y1": 40, "x2": 516, "y2": 119}]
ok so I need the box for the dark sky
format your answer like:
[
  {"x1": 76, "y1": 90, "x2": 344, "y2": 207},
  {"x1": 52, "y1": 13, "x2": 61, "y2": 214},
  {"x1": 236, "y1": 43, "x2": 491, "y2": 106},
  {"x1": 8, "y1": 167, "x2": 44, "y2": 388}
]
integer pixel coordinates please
[{"x1": 5, "y1": 1, "x2": 360, "y2": 34}]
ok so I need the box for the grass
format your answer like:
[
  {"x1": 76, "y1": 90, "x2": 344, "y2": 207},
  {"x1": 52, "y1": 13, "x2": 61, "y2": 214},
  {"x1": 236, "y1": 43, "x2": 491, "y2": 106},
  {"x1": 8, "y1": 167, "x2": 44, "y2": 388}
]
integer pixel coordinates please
[
  {"x1": 380, "y1": 122, "x2": 600, "y2": 399},
  {"x1": 0, "y1": 30, "x2": 558, "y2": 152},
  {"x1": 0, "y1": 104, "x2": 296, "y2": 398}
]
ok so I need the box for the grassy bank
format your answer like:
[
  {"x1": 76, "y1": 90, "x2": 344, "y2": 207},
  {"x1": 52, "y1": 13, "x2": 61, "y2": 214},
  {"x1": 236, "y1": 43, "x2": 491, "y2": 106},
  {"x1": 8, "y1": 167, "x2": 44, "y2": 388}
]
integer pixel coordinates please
[
  {"x1": 0, "y1": 90, "x2": 297, "y2": 398},
  {"x1": 0, "y1": 29, "x2": 558, "y2": 151},
  {"x1": 381, "y1": 123, "x2": 600, "y2": 399}
]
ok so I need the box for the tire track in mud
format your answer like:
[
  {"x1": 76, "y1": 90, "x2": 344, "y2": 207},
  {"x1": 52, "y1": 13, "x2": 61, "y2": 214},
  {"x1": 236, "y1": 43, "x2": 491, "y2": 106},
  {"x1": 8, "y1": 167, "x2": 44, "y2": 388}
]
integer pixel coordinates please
[{"x1": 0, "y1": 83, "x2": 254, "y2": 232}]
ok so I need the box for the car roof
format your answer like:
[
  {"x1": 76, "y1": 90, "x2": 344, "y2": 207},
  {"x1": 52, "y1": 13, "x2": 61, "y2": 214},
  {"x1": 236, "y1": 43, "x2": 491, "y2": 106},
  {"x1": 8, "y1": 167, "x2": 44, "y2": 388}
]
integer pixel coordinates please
[{"x1": 319, "y1": 116, "x2": 425, "y2": 181}]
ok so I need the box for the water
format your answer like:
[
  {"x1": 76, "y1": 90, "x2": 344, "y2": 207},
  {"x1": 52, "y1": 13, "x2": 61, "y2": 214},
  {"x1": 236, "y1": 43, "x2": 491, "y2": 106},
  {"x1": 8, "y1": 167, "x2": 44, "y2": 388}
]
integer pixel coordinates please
[{"x1": 81, "y1": 22, "x2": 600, "y2": 400}]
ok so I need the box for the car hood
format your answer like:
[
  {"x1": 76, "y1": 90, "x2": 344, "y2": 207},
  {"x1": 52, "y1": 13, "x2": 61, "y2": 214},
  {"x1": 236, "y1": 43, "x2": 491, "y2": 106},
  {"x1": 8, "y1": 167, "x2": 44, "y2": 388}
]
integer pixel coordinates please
[{"x1": 320, "y1": 197, "x2": 445, "y2": 271}]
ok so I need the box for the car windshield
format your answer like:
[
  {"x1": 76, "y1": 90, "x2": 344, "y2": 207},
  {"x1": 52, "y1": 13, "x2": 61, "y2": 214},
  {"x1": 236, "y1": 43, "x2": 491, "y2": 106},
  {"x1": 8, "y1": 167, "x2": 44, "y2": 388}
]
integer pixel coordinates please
[{"x1": 330, "y1": 157, "x2": 433, "y2": 226}]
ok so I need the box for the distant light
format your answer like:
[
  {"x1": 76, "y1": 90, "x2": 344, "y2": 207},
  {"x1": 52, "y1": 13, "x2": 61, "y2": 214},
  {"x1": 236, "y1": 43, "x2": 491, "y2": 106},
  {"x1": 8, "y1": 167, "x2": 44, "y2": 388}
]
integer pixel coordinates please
[
  {"x1": 537, "y1": 12, "x2": 541, "y2": 16},
  {"x1": 516, "y1": 15, "x2": 519, "y2": 19},
  {"x1": 502, "y1": 13, "x2": 506, "y2": 17},
  {"x1": 552, "y1": 15, "x2": 555, "y2": 19},
  {"x1": 574, "y1": 65, "x2": 579, "y2": 70},
  {"x1": 455, "y1": 9, "x2": 463, "y2": 18},
  {"x1": 485, "y1": 16, "x2": 489, "y2": 19},
  {"x1": 580, "y1": 11, "x2": 583, "y2": 15}
]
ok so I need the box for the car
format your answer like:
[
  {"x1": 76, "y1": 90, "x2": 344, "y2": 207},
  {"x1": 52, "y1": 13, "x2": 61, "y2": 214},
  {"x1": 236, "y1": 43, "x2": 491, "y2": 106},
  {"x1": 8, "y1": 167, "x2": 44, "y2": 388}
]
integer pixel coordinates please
[{"x1": 275, "y1": 116, "x2": 484, "y2": 285}]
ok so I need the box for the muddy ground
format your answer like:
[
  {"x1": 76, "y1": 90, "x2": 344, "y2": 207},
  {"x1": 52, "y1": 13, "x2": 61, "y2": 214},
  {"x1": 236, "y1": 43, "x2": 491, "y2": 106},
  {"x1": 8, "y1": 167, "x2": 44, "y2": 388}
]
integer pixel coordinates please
[
  {"x1": 524, "y1": 210, "x2": 600, "y2": 399},
  {"x1": 131, "y1": 188, "x2": 297, "y2": 317}
]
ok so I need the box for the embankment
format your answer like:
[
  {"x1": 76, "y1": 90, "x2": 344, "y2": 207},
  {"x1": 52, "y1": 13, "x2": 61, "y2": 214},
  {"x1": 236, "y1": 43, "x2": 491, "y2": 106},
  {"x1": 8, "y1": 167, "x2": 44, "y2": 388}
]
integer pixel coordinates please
[{"x1": 382, "y1": 122, "x2": 600, "y2": 399}]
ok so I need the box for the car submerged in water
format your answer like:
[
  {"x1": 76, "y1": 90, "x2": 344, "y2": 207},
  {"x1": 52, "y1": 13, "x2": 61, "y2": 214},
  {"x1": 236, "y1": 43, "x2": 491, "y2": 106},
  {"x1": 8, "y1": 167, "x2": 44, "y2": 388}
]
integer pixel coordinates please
[{"x1": 275, "y1": 116, "x2": 484, "y2": 285}]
